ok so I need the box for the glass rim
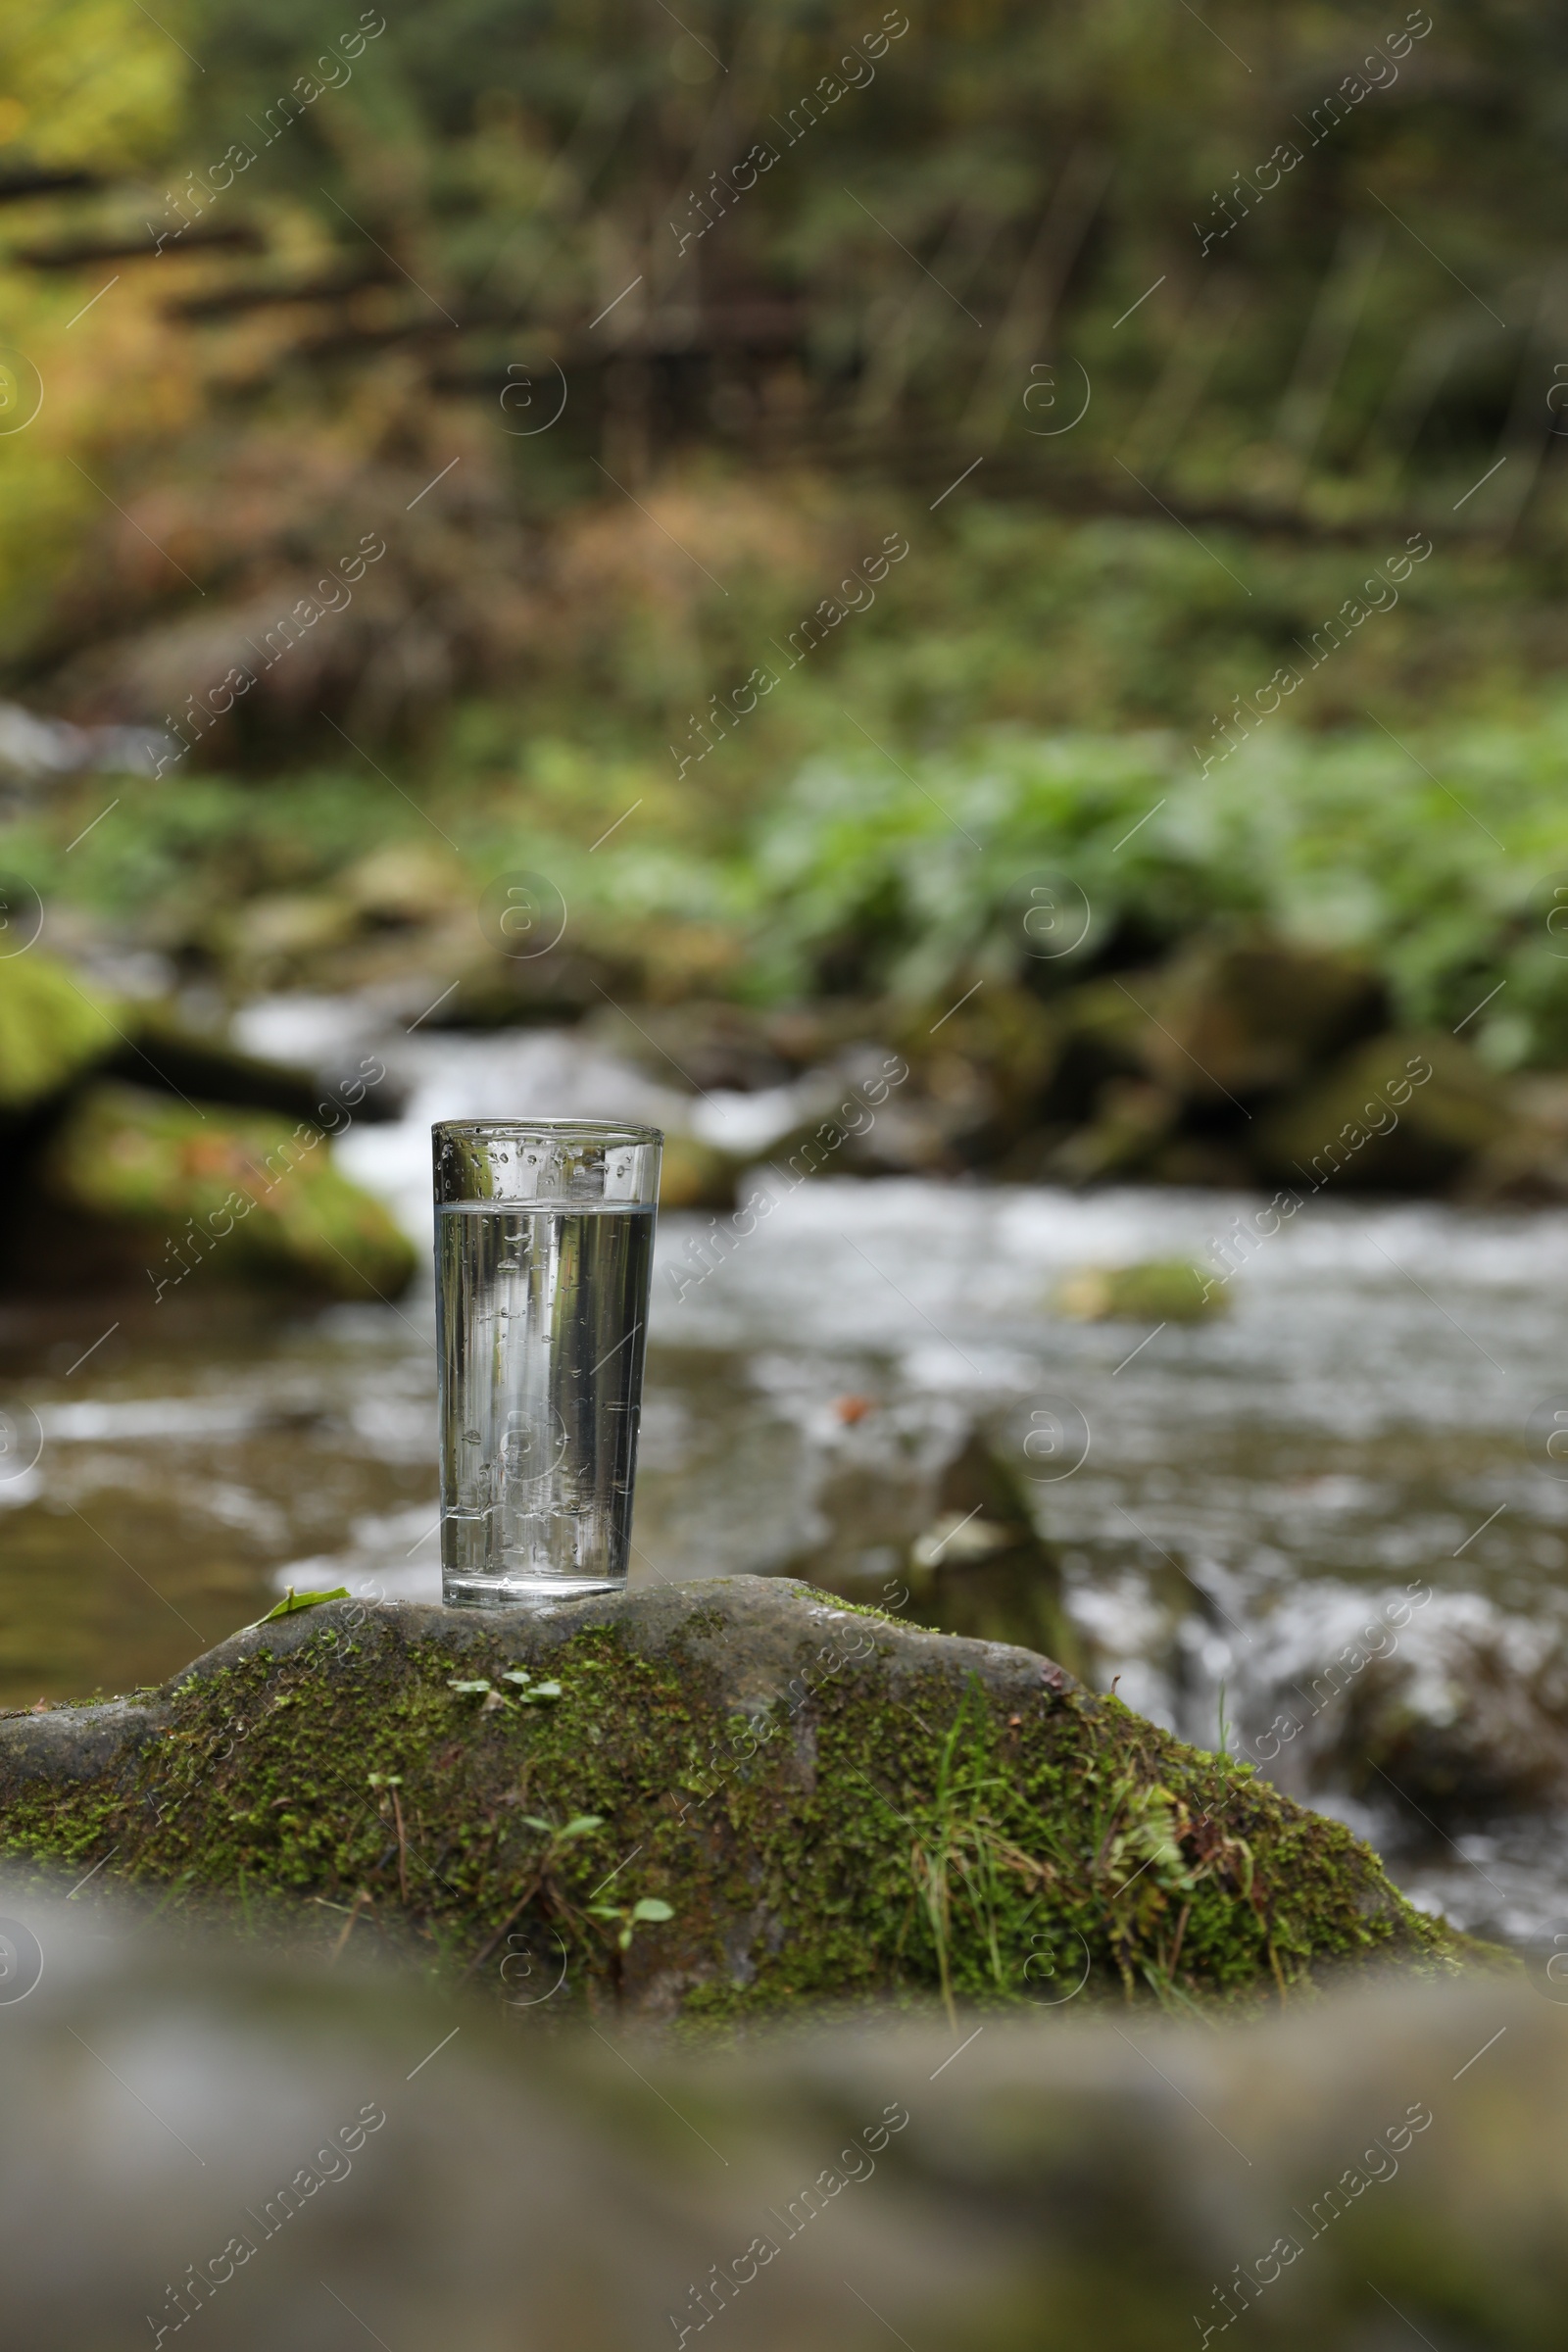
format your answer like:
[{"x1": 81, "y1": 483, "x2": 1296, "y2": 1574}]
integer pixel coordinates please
[{"x1": 431, "y1": 1117, "x2": 664, "y2": 1147}]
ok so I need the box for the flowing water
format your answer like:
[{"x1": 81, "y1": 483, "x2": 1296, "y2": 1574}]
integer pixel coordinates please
[{"x1": 5, "y1": 998, "x2": 1568, "y2": 1951}]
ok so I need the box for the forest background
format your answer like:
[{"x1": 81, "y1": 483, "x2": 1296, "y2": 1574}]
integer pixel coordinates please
[{"x1": 1, "y1": 0, "x2": 1565, "y2": 1068}]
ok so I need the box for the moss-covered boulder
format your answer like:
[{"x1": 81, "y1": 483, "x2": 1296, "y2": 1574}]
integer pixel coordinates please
[
  {"x1": 0, "y1": 949, "x2": 121, "y2": 1111},
  {"x1": 657, "y1": 1132, "x2": 743, "y2": 1210},
  {"x1": 0, "y1": 1579, "x2": 1482, "y2": 2020},
  {"x1": 0, "y1": 946, "x2": 412, "y2": 1296},
  {"x1": 31, "y1": 1080, "x2": 416, "y2": 1300},
  {"x1": 1134, "y1": 934, "x2": 1388, "y2": 1102},
  {"x1": 1255, "y1": 1033, "x2": 1517, "y2": 1193}
]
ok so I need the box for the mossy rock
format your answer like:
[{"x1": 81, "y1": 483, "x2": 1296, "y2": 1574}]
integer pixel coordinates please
[
  {"x1": 889, "y1": 984, "x2": 1060, "y2": 1109},
  {"x1": 905, "y1": 1430, "x2": 1086, "y2": 1669},
  {"x1": 0, "y1": 949, "x2": 121, "y2": 1112},
  {"x1": 586, "y1": 999, "x2": 798, "y2": 1094},
  {"x1": 35, "y1": 1080, "x2": 416, "y2": 1300},
  {"x1": 1135, "y1": 934, "x2": 1388, "y2": 1104},
  {"x1": 1254, "y1": 1034, "x2": 1514, "y2": 1192},
  {"x1": 1057, "y1": 1259, "x2": 1227, "y2": 1323},
  {"x1": 658, "y1": 1132, "x2": 742, "y2": 1210},
  {"x1": 0, "y1": 1579, "x2": 1482, "y2": 2022}
]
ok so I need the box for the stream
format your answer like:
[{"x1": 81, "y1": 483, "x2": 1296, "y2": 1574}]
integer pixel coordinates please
[{"x1": 2, "y1": 995, "x2": 1566, "y2": 1953}]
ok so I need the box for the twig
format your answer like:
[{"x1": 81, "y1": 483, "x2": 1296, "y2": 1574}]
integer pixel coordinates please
[
  {"x1": 462, "y1": 1872, "x2": 546, "y2": 1981},
  {"x1": 391, "y1": 1787, "x2": 410, "y2": 1907},
  {"x1": 328, "y1": 1888, "x2": 373, "y2": 1964}
]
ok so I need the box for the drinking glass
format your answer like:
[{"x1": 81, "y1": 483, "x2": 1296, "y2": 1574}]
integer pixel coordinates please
[{"x1": 433, "y1": 1119, "x2": 662, "y2": 1603}]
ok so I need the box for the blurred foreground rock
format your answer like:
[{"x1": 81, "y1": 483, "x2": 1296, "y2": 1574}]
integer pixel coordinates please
[
  {"x1": 0, "y1": 1896, "x2": 1557, "y2": 2351},
  {"x1": 0, "y1": 1580, "x2": 1482, "y2": 2021}
]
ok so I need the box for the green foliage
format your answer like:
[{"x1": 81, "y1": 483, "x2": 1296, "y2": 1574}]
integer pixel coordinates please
[
  {"x1": 0, "y1": 0, "x2": 1563, "y2": 1076},
  {"x1": 19, "y1": 692, "x2": 1568, "y2": 1073},
  {"x1": 742, "y1": 709, "x2": 1568, "y2": 1065},
  {"x1": 0, "y1": 0, "x2": 187, "y2": 168},
  {"x1": 255, "y1": 1588, "x2": 351, "y2": 1623}
]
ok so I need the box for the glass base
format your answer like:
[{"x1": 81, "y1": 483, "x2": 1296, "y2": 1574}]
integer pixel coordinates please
[{"x1": 443, "y1": 1573, "x2": 625, "y2": 1608}]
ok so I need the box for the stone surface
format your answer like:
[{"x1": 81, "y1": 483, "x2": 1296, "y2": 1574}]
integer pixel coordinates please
[
  {"x1": 0, "y1": 1889, "x2": 1555, "y2": 2351},
  {"x1": 0, "y1": 1578, "x2": 1482, "y2": 2020}
]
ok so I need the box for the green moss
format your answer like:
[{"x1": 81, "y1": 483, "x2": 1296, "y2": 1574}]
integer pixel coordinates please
[
  {"x1": 43, "y1": 1081, "x2": 416, "y2": 1299},
  {"x1": 0, "y1": 1608, "x2": 1475, "y2": 2022},
  {"x1": 0, "y1": 950, "x2": 120, "y2": 1110},
  {"x1": 1057, "y1": 1261, "x2": 1227, "y2": 1324}
]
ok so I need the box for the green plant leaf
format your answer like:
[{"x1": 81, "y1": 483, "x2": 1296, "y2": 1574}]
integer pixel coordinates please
[
  {"x1": 520, "y1": 1681, "x2": 563, "y2": 1703},
  {"x1": 630, "y1": 1897, "x2": 673, "y2": 1923},
  {"x1": 558, "y1": 1814, "x2": 604, "y2": 1838},
  {"x1": 500, "y1": 1668, "x2": 533, "y2": 1686},
  {"x1": 252, "y1": 1587, "x2": 350, "y2": 1626},
  {"x1": 448, "y1": 1679, "x2": 493, "y2": 1695}
]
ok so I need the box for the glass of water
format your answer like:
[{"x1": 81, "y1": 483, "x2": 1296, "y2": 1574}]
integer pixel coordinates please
[{"x1": 433, "y1": 1119, "x2": 662, "y2": 1604}]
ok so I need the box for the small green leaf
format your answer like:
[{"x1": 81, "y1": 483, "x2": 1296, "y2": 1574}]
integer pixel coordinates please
[
  {"x1": 448, "y1": 1680, "x2": 493, "y2": 1695},
  {"x1": 558, "y1": 1814, "x2": 604, "y2": 1838},
  {"x1": 500, "y1": 1669, "x2": 533, "y2": 1687},
  {"x1": 367, "y1": 1772, "x2": 403, "y2": 1788},
  {"x1": 630, "y1": 1897, "x2": 673, "y2": 1924},
  {"x1": 521, "y1": 1681, "x2": 563, "y2": 1703},
  {"x1": 617, "y1": 1926, "x2": 633, "y2": 1949},
  {"x1": 519, "y1": 1815, "x2": 555, "y2": 1833},
  {"x1": 252, "y1": 1587, "x2": 350, "y2": 1626}
]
